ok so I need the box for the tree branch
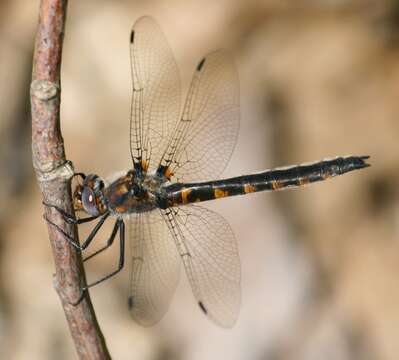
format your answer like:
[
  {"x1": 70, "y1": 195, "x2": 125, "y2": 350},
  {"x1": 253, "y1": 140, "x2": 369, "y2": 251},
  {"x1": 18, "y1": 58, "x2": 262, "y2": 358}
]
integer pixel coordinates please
[{"x1": 30, "y1": 1, "x2": 111, "y2": 358}]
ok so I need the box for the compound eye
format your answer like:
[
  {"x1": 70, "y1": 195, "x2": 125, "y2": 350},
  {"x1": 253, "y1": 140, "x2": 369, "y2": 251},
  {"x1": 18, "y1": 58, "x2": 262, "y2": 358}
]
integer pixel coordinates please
[{"x1": 81, "y1": 186, "x2": 99, "y2": 216}]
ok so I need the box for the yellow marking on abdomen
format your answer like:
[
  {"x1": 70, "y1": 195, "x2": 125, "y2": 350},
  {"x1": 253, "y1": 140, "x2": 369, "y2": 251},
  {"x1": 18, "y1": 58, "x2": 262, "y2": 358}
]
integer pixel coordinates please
[
  {"x1": 214, "y1": 188, "x2": 229, "y2": 198},
  {"x1": 181, "y1": 188, "x2": 192, "y2": 204},
  {"x1": 244, "y1": 184, "x2": 256, "y2": 193},
  {"x1": 298, "y1": 178, "x2": 310, "y2": 186},
  {"x1": 271, "y1": 180, "x2": 284, "y2": 190}
]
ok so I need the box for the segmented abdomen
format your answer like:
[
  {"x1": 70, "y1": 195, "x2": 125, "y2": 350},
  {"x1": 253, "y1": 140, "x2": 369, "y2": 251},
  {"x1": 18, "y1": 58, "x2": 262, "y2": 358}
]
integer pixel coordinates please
[{"x1": 160, "y1": 156, "x2": 370, "y2": 208}]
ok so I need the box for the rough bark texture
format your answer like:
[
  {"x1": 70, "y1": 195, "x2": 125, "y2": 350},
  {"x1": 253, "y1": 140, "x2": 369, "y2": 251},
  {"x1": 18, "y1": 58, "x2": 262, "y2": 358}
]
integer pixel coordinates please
[{"x1": 30, "y1": 1, "x2": 111, "y2": 358}]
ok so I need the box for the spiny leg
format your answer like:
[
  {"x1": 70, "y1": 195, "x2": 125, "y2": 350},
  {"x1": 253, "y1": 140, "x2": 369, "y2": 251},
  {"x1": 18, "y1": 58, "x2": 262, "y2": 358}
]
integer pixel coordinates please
[
  {"x1": 80, "y1": 213, "x2": 111, "y2": 250},
  {"x1": 44, "y1": 204, "x2": 110, "y2": 251},
  {"x1": 73, "y1": 172, "x2": 86, "y2": 181},
  {"x1": 84, "y1": 219, "x2": 125, "y2": 290},
  {"x1": 83, "y1": 219, "x2": 120, "y2": 262},
  {"x1": 43, "y1": 202, "x2": 99, "y2": 225},
  {"x1": 71, "y1": 219, "x2": 125, "y2": 306}
]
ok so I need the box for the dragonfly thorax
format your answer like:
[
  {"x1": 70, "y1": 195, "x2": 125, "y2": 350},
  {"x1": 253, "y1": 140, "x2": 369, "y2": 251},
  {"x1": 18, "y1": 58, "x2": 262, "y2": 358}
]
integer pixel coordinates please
[{"x1": 103, "y1": 170, "x2": 165, "y2": 215}]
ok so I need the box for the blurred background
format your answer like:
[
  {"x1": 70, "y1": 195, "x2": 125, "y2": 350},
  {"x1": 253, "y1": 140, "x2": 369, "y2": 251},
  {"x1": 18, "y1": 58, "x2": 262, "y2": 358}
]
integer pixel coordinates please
[{"x1": 0, "y1": 0, "x2": 398, "y2": 359}]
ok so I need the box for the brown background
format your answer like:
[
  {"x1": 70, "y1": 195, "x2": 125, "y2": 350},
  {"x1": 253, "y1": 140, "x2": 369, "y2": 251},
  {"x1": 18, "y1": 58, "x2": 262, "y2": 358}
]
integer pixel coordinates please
[{"x1": 0, "y1": 1, "x2": 397, "y2": 359}]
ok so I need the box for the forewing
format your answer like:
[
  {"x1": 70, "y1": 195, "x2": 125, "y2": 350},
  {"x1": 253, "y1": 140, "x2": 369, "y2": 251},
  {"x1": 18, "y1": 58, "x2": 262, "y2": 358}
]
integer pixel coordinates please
[
  {"x1": 161, "y1": 205, "x2": 241, "y2": 327},
  {"x1": 130, "y1": 16, "x2": 181, "y2": 172},
  {"x1": 128, "y1": 211, "x2": 180, "y2": 326},
  {"x1": 158, "y1": 50, "x2": 240, "y2": 182}
]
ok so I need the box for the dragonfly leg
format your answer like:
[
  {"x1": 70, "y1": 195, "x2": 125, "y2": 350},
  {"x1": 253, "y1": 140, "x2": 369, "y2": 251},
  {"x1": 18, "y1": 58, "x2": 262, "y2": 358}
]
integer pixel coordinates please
[
  {"x1": 73, "y1": 172, "x2": 86, "y2": 181},
  {"x1": 42, "y1": 201, "x2": 98, "y2": 225},
  {"x1": 83, "y1": 219, "x2": 119, "y2": 262},
  {"x1": 43, "y1": 214, "x2": 80, "y2": 250},
  {"x1": 69, "y1": 219, "x2": 125, "y2": 307},
  {"x1": 83, "y1": 219, "x2": 125, "y2": 290},
  {"x1": 44, "y1": 210, "x2": 110, "y2": 251}
]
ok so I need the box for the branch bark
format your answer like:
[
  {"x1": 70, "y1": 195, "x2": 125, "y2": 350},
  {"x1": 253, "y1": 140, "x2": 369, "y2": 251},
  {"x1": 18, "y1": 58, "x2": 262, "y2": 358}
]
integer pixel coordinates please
[{"x1": 30, "y1": 1, "x2": 111, "y2": 358}]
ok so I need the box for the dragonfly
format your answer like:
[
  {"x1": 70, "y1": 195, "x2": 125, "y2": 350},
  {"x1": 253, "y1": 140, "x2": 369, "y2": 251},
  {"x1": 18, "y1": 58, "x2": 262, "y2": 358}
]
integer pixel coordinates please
[{"x1": 45, "y1": 16, "x2": 370, "y2": 328}]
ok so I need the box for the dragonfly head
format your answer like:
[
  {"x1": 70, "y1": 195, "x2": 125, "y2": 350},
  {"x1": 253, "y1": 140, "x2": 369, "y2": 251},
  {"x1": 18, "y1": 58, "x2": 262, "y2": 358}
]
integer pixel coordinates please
[{"x1": 73, "y1": 174, "x2": 108, "y2": 216}]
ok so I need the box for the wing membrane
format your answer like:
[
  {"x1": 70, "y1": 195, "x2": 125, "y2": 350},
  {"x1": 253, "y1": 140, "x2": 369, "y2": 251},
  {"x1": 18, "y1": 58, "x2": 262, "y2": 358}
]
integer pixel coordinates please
[
  {"x1": 158, "y1": 50, "x2": 240, "y2": 182},
  {"x1": 128, "y1": 211, "x2": 180, "y2": 326},
  {"x1": 161, "y1": 205, "x2": 241, "y2": 327},
  {"x1": 130, "y1": 16, "x2": 181, "y2": 172}
]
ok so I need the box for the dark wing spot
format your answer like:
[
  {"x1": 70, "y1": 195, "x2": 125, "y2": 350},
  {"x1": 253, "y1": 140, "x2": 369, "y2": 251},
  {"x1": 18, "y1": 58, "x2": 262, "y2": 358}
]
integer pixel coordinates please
[
  {"x1": 198, "y1": 301, "x2": 207, "y2": 314},
  {"x1": 130, "y1": 30, "x2": 135, "y2": 44},
  {"x1": 128, "y1": 296, "x2": 134, "y2": 310},
  {"x1": 197, "y1": 57, "x2": 206, "y2": 71}
]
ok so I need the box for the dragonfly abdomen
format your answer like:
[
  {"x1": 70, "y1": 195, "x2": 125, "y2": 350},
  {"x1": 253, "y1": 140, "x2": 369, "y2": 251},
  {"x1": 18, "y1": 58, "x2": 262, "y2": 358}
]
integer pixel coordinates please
[{"x1": 161, "y1": 156, "x2": 370, "y2": 207}]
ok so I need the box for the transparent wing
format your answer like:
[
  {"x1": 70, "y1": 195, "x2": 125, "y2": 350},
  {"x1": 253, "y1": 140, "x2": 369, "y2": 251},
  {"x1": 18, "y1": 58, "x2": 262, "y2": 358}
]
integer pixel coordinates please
[
  {"x1": 130, "y1": 16, "x2": 181, "y2": 172},
  {"x1": 128, "y1": 211, "x2": 181, "y2": 326},
  {"x1": 161, "y1": 205, "x2": 241, "y2": 327},
  {"x1": 158, "y1": 50, "x2": 240, "y2": 182}
]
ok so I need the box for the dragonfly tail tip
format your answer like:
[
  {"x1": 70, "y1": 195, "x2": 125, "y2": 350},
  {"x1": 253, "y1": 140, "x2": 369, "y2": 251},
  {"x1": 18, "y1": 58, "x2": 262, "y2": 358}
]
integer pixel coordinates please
[{"x1": 351, "y1": 155, "x2": 371, "y2": 170}]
